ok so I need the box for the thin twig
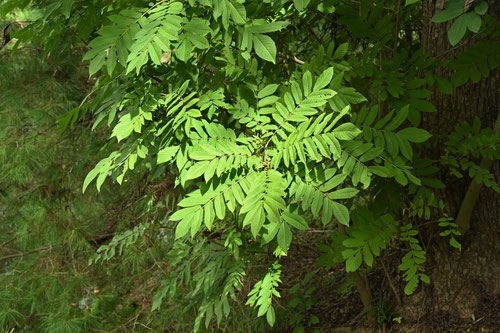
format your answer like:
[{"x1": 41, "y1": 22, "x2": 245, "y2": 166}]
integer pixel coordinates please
[
  {"x1": 380, "y1": 257, "x2": 402, "y2": 307},
  {"x1": 435, "y1": 27, "x2": 488, "y2": 59},
  {"x1": 0, "y1": 237, "x2": 16, "y2": 248},
  {"x1": 393, "y1": 0, "x2": 402, "y2": 53},
  {"x1": 0, "y1": 244, "x2": 60, "y2": 261},
  {"x1": 305, "y1": 20, "x2": 323, "y2": 46}
]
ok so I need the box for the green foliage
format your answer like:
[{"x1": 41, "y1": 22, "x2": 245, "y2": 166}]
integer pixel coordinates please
[
  {"x1": 89, "y1": 223, "x2": 151, "y2": 264},
  {"x1": 152, "y1": 237, "x2": 248, "y2": 331},
  {"x1": 286, "y1": 271, "x2": 320, "y2": 333},
  {"x1": 342, "y1": 211, "x2": 397, "y2": 272},
  {"x1": 432, "y1": 0, "x2": 489, "y2": 45},
  {"x1": 1, "y1": 0, "x2": 499, "y2": 331},
  {"x1": 246, "y1": 261, "x2": 282, "y2": 326},
  {"x1": 371, "y1": 298, "x2": 399, "y2": 326},
  {"x1": 448, "y1": 41, "x2": 500, "y2": 87},
  {"x1": 438, "y1": 216, "x2": 462, "y2": 251},
  {"x1": 442, "y1": 118, "x2": 500, "y2": 192},
  {"x1": 399, "y1": 224, "x2": 429, "y2": 295}
]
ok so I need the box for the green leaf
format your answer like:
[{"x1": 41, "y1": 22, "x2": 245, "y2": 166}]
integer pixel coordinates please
[
  {"x1": 317, "y1": 2, "x2": 335, "y2": 13},
  {"x1": 248, "y1": 22, "x2": 288, "y2": 33},
  {"x1": 204, "y1": 201, "x2": 215, "y2": 230},
  {"x1": 62, "y1": 0, "x2": 74, "y2": 18},
  {"x1": 447, "y1": 14, "x2": 467, "y2": 46},
  {"x1": 384, "y1": 106, "x2": 409, "y2": 132},
  {"x1": 313, "y1": 67, "x2": 334, "y2": 91},
  {"x1": 320, "y1": 174, "x2": 347, "y2": 192},
  {"x1": 253, "y1": 34, "x2": 276, "y2": 63},
  {"x1": 89, "y1": 52, "x2": 105, "y2": 77},
  {"x1": 405, "y1": 0, "x2": 420, "y2": 5},
  {"x1": 170, "y1": 206, "x2": 199, "y2": 221},
  {"x1": 464, "y1": 12, "x2": 481, "y2": 33},
  {"x1": 397, "y1": 135, "x2": 413, "y2": 160},
  {"x1": 474, "y1": 1, "x2": 488, "y2": 15},
  {"x1": 158, "y1": 146, "x2": 180, "y2": 164},
  {"x1": 359, "y1": 147, "x2": 383, "y2": 163},
  {"x1": 266, "y1": 306, "x2": 276, "y2": 326},
  {"x1": 411, "y1": 99, "x2": 437, "y2": 113},
  {"x1": 175, "y1": 217, "x2": 191, "y2": 239},
  {"x1": 393, "y1": 168, "x2": 408, "y2": 185},
  {"x1": 302, "y1": 71, "x2": 312, "y2": 96},
  {"x1": 404, "y1": 276, "x2": 418, "y2": 295},
  {"x1": 258, "y1": 84, "x2": 279, "y2": 99},
  {"x1": 345, "y1": 250, "x2": 362, "y2": 272},
  {"x1": 184, "y1": 18, "x2": 211, "y2": 35},
  {"x1": 332, "y1": 123, "x2": 361, "y2": 140},
  {"x1": 107, "y1": 47, "x2": 117, "y2": 74},
  {"x1": 363, "y1": 245, "x2": 374, "y2": 267},
  {"x1": 152, "y1": 281, "x2": 170, "y2": 311},
  {"x1": 82, "y1": 167, "x2": 100, "y2": 193},
  {"x1": 277, "y1": 223, "x2": 292, "y2": 251},
  {"x1": 420, "y1": 274, "x2": 430, "y2": 284},
  {"x1": 331, "y1": 202, "x2": 349, "y2": 226},
  {"x1": 328, "y1": 188, "x2": 359, "y2": 200},
  {"x1": 431, "y1": 1, "x2": 464, "y2": 23},
  {"x1": 343, "y1": 238, "x2": 364, "y2": 248},
  {"x1": 186, "y1": 161, "x2": 211, "y2": 180},
  {"x1": 186, "y1": 32, "x2": 209, "y2": 49},
  {"x1": 291, "y1": 82, "x2": 303, "y2": 103},
  {"x1": 250, "y1": 206, "x2": 265, "y2": 238},
  {"x1": 190, "y1": 209, "x2": 203, "y2": 237},
  {"x1": 333, "y1": 43, "x2": 348, "y2": 60},
  {"x1": 176, "y1": 39, "x2": 193, "y2": 62},
  {"x1": 258, "y1": 95, "x2": 279, "y2": 107},
  {"x1": 171, "y1": 2, "x2": 184, "y2": 14},
  {"x1": 397, "y1": 127, "x2": 432, "y2": 143},
  {"x1": 95, "y1": 171, "x2": 108, "y2": 191},
  {"x1": 214, "y1": 194, "x2": 226, "y2": 220},
  {"x1": 404, "y1": 170, "x2": 421, "y2": 185},
  {"x1": 293, "y1": 0, "x2": 311, "y2": 11},
  {"x1": 283, "y1": 209, "x2": 309, "y2": 230},
  {"x1": 434, "y1": 76, "x2": 453, "y2": 94},
  {"x1": 228, "y1": 0, "x2": 246, "y2": 24},
  {"x1": 449, "y1": 237, "x2": 462, "y2": 251},
  {"x1": 369, "y1": 166, "x2": 393, "y2": 178}
]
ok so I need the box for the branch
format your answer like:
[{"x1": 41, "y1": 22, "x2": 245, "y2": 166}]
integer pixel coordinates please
[
  {"x1": 278, "y1": 53, "x2": 305, "y2": 65},
  {"x1": 12, "y1": 11, "x2": 25, "y2": 29},
  {"x1": 0, "y1": 232, "x2": 119, "y2": 262},
  {"x1": 0, "y1": 244, "x2": 60, "y2": 261}
]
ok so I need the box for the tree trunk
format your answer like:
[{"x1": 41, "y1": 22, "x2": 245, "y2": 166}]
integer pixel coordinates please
[{"x1": 399, "y1": 1, "x2": 500, "y2": 330}]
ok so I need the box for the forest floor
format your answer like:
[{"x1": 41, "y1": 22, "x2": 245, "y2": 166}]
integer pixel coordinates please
[{"x1": 277, "y1": 230, "x2": 500, "y2": 333}]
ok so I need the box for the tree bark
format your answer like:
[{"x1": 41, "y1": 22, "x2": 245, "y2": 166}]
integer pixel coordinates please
[{"x1": 401, "y1": 0, "x2": 500, "y2": 328}]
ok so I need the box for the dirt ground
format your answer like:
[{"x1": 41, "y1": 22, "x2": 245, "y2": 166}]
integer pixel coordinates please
[{"x1": 276, "y1": 232, "x2": 500, "y2": 333}]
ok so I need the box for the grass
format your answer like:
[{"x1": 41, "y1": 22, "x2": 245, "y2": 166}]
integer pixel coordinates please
[{"x1": 0, "y1": 46, "x2": 139, "y2": 332}]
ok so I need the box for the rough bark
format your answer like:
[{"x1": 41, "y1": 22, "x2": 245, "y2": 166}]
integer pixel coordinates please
[{"x1": 401, "y1": 0, "x2": 500, "y2": 328}]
